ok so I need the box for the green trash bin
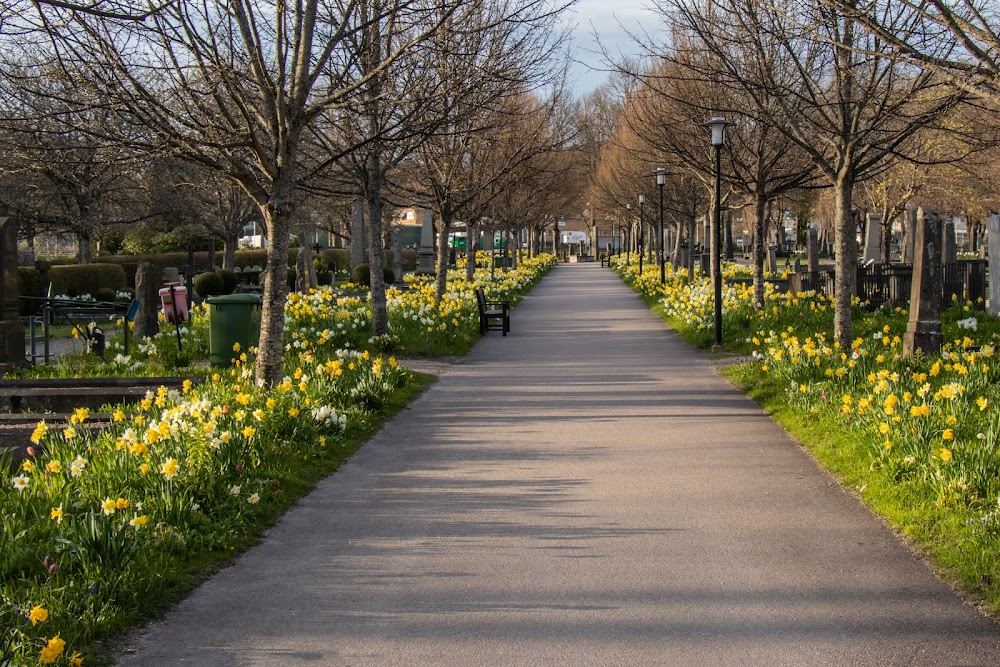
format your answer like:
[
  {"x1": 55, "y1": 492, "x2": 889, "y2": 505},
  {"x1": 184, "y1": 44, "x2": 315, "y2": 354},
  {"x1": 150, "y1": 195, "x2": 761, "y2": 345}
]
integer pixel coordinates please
[{"x1": 206, "y1": 293, "x2": 262, "y2": 367}]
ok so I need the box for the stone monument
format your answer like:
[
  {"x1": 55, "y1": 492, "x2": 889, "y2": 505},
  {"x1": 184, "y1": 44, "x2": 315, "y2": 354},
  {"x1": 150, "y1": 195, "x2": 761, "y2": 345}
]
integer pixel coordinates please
[
  {"x1": 134, "y1": 262, "x2": 161, "y2": 340},
  {"x1": 988, "y1": 215, "x2": 1000, "y2": 317},
  {"x1": 863, "y1": 212, "x2": 881, "y2": 263},
  {"x1": 0, "y1": 216, "x2": 25, "y2": 369},
  {"x1": 942, "y1": 217, "x2": 958, "y2": 264},
  {"x1": 904, "y1": 208, "x2": 943, "y2": 356},
  {"x1": 807, "y1": 225, "x2": 819, "y2": 273},
  {"x1": 416, "y1": 209, "x2": 436, "y2": 275}
]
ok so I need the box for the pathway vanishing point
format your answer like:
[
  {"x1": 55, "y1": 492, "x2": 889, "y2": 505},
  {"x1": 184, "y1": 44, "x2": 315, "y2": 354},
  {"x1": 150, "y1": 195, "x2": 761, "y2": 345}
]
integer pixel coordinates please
[{"x1": 117, "y1": 262, "x2": 1000, "y2": 666}]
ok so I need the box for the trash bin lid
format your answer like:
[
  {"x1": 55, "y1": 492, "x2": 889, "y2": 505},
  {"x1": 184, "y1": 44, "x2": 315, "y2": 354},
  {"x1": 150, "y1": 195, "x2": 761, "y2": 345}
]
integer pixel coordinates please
[{"x1": 206, "y1": 293, "x2": 262, "y2": 305}]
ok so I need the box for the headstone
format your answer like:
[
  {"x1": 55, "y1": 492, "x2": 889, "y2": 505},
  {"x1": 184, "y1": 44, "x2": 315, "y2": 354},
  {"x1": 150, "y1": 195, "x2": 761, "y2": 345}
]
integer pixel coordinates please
[
  {"x1": 163, "y1": 267, "x2": 180, "y2": 283},
  {"x1": 392, "y1": 225, "x2": 403, "y2": 282},
  {"x1": 134, "y1": 262, "x2": 161, "y2": 340},
  {"x1": 863, "y1": 212, "x2": 881, "y2": 263},
  {"x1": 942, "y1": 217, "x2": 958, "y2": 264},
  {"x1": 767, "y1": 245, "x2": 778, "y2": 274},
  {"x1": 350, "y1": 200, "x2": 365, "y2": 271},
  {"x1": 987, "y1": 215, "x2": 1000, "y2": 316},
  {"x1": 904, "y1": 208, "x2": 943, "y2": 356},
  {"x1": 807, "y1": 225, "x2": 819, "y2": 273},
  {"x1": 901, "y1": 204, "x2": 917, "y2": 264},
  {"x1": 415, "y1": 209, "x2": 436, "y2": 275},
  {"x1": 0, "y1": 217, "x2": 24, "y2": 367}
]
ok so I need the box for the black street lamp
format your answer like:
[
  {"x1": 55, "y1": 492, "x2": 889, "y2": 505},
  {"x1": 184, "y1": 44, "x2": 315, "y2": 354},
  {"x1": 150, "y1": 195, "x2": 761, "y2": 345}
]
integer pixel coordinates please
[
  {"x1": 625, "y1": 202, "x2": 632, "y2": 258},
  {"x1": 637, "y1": 192, "x2": 645, "y2": 275},
  {"x1": 656, "y1": 166, "x2": 666, "y2": 283},
  {"x1": 704, "y1": 116, "x2": 732, "y2": 350}
]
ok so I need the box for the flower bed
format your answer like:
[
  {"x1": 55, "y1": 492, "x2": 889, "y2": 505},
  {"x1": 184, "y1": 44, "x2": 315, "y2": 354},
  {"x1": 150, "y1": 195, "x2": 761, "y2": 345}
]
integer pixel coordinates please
[
  {"x1": 611, "y1": 252, "x2": 1000, "y2": 613},
  {"x1": 1, "y1": 253, "x2": 556, "y2": 665}
]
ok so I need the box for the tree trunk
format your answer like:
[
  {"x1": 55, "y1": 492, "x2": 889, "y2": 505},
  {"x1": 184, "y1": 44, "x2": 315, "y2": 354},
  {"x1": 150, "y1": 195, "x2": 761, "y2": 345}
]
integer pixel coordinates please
[
  {"x1": 465, "y1": 220, "x2": 478, "y2": 281},
  {"x1": 350, "y1": 200, "x2": 365, "y2": 272},
  {"x1": 725, "y1": 209, "x2": 734, "y2": 260},
  {"x1": 880, "y1": 207, "x2": 893, "y2": 264},
  {"x1": 435, "y1": 209, "x2": 452, "y2": 302},
  {"x1": 223, "y1": 231, "x2": 238, "y2": 270},
  {"x1": 257, "y1": 203, "x2": 292, "y2": 386},
  {"x1": 77, "y1": 228, "x2": 93, "y2": 264},
  {"x1": 366, "y1": 158, "x2": 389, "y2": 337},
  {"x1": 753, "y1": 190, "x2": 767, "y2": 307},
  {"x1": 687, "y1": 206, "x2": 696, "y2": 281},
  {"x1": 833, "y1": 176, "x2": 856, "y2": 351}
]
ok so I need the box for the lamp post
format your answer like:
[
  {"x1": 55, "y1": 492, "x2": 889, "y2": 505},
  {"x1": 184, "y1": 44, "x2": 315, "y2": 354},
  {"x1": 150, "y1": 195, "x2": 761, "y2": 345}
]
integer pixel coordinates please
[
  {"x1": 704, "y1": 116, "x2": 732, "y2": 351},
  {"x1": 625, "y1": 202, "x2": 632, "y2": 259},
  {"x1": 656, "y1": 167, "x2": 666, "y2": 283},
  {"x1": 637, "y1": 193, "x2": 645, "y2": 274}
]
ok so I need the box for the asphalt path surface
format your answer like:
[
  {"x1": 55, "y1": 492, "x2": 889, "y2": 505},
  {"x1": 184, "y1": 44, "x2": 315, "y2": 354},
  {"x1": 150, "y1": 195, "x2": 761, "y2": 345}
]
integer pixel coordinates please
[{"x1": 117, "y1": 262, "x2": 1000, "y2": 666}]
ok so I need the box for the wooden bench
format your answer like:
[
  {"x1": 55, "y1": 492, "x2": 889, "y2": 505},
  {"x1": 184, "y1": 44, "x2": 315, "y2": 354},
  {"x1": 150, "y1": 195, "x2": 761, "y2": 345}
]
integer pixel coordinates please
[{"x1": 475, "y1": 287, "x2": 509, "y2": 336}]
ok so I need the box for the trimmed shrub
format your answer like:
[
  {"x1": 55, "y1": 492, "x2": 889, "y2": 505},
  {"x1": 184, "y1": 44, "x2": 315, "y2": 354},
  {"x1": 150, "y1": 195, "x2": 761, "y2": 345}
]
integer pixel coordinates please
[
  {"x1": 194, "y1": 271, "x2": 225, "y2": 298},
  {"x1": 217, "y1": 269, "x2": 238, "y2": 295},
  {"x1": 94, "y1": 287, "x2": 118, "y2": 303},
  {"x1": 352, "y1": 263, "x2": 370, "y2": 285},
  {"x1": 16, "y1": 267, "x2": 42, "y2": 316},
  {"x1": 352, "y1": 264, "x2": 394, "y2": 285},
  {"x1": 48, "y1": 263, "x2": 127, "y2": 298}
]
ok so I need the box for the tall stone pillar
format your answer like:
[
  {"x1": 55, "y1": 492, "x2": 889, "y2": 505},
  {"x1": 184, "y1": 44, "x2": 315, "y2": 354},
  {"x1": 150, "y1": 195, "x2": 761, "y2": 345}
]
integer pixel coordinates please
[
  {"x1": 415, "y1": 209, "x2": 436, "y2": 275},
  {"x1": 863, "y1": 212, "x2": 881, "y2": 263},
  {"x1": 135, "y1": 262, "x2": 162, "y2": 340},
  {"x1": 904, "y1": 208, "x2": 943, "y2": 356},
  {"x1": 807, "y1": 225, "x2": 819, "y2": 273},
  {"x1": 392, "y1": 225, "x2": 403, "y2": 283},
  {"x1": 901, "y1": 204, "x2": 917, "y2": 264},
  {"x1": 942, "y1": 218, "x2": 958, "y2": 264},
  {"x1": 988, "y1": 216, "x2": 1000, "y2": 316},
  {"x1": 0, "y1": 217, "x2": 24, "y2": 368}
]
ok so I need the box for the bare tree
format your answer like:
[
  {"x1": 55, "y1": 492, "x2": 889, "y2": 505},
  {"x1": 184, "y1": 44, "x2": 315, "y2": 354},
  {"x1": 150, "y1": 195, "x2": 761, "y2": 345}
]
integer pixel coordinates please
[
  {"x1": 7, "y1": 0, "x2": 462, "y2": 385},
  {"x1": 409, "y1": 0, "x2": 571, "y2": 301},
  {"x1": 668, "y1": 0, "x2": 965, "y2": 349}
]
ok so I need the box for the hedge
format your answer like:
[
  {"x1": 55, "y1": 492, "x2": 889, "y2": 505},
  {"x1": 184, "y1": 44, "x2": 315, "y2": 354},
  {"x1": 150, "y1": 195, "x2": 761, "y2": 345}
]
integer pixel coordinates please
[{"x1": 47, "y1": 263, "x2": 127, "y2": 298}]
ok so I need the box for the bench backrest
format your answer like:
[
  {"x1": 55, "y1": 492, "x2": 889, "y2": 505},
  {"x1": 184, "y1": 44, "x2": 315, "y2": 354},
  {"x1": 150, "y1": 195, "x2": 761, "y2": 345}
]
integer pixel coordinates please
[{"x1": 475, "y1": 287, "x2": 486, "y2": 312}]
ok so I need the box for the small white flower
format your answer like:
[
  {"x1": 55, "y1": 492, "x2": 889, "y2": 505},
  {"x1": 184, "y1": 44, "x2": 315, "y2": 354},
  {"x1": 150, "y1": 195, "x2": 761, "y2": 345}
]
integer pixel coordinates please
[
  {"x1": 229, "y1": 485, "x2": 241, "y2": 496},
  {"x1": 11, "y1": 475, "x2": 29, "y2": 491},
  {"x1": 248, "y1": 493, "x2": 260, "y2": 504}
]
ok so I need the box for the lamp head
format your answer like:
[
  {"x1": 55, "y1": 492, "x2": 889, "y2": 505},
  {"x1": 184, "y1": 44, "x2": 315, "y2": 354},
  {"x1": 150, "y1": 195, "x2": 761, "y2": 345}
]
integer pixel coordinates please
[
  {"x1": 655, "y1": 166, "x2": 666, "y2": 186},
  {"x1": 703, "y1": 116, "x2": 733, "y2": 147},
  {"x1": 638, "y1": 192, "x2": 645, "y2": 205}
]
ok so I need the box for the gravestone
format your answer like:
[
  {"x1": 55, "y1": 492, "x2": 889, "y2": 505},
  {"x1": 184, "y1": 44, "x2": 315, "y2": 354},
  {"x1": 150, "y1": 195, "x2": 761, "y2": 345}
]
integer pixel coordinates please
[
  {"x1": 392, "y1": 225, "x2": 403, "y2": 282},
  {"x1": 163, "y1": 267, "x2": 180, "y2": 283},
  {"x1": 0, "y1": 217, "x2": 24, "y2": 368},
  {"x1": 416, "y1": 209, "x2": 436, "y2": 275},
  {"x1": 988, "y1": 215, "x2": 1000, "y2": 316},
  {"x1": 942, "y1": 218, "x2": 958, "y2": 264},
  {"x1": 807, "y1": 225, "x2": 819, "y2": 273},
  {"x1": 904, "y1": 208, "x2": 943, "y2": 356},
  {"x1": 863, "y1": 213, "x2": 881, "y2": 263},
  {"x1": 767, "y1": 245, "x2": 778, "y2": 274},
  {"x1": 901, "y1": 204, "x2": 917, "y2": 264},
  {"x1": 134, "y1": 262, "x2": 161, "y2": 340}
]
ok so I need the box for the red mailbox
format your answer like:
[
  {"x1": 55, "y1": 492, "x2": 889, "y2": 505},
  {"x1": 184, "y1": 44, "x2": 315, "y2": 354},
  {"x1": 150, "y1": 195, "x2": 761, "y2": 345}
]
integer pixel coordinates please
[{"x1": 158, "y1": 284, "x2": 188, "y2": 324}]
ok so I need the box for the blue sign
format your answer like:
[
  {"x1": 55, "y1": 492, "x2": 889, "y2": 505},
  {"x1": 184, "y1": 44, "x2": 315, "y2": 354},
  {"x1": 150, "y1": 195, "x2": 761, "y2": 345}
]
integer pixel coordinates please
[{"x1": 125, "y1": 299, "x2": 141, "y2": 322}]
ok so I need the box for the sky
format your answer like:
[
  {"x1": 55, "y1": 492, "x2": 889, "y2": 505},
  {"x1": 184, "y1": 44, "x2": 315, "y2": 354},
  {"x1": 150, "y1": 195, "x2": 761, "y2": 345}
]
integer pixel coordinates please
[{"x1": 564, "y1": 0, "x2": 651, "y2": 96}]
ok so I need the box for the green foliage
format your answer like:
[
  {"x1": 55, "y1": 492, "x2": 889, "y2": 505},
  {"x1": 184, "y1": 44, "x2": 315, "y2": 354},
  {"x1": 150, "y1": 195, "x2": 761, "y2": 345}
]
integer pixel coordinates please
[
  {"x1": 351, "y1": 263, "x2": 394, "y2": 286},
  {"x1": 352, "y1": 263, "x2": 371, "y2": 285},
  {"x1": 48, "y1": 264, "x2": 127, "y2": 298},
  {"x1": 194, "y1": 272, "x2": 224, "y2": 298},
  {"x1": 613, "y1": 252, "x2": 1000, "y2": 616},
  {"x1": 93, "y1": 288, "x2": 118, "y2": 303},
  {"x1": 217, "y1": 269, "x2": 238, "y2": 295}
]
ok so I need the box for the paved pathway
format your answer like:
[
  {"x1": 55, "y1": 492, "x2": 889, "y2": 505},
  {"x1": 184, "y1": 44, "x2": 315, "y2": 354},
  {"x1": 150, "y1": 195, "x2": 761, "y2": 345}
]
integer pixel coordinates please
[{"x1": 118, "y1": 263, "x2": 1000, "y2": 666}]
